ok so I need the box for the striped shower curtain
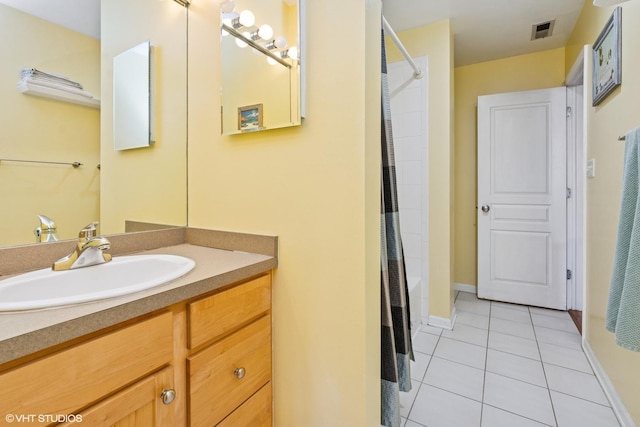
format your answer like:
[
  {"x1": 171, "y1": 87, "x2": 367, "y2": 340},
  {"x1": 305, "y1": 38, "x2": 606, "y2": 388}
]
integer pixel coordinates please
[{"x1": 380, "y1": 27, "x2": 414, "y2": 427}]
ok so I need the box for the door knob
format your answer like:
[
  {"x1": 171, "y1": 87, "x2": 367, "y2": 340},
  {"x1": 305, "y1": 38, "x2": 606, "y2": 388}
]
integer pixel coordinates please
[
  {"x1": 481, "y1": 205, "x2": 490, "y2": 213},
  {"x1": 160, "y1": 389, "x2": 176, "y2": 405},
  {"x1": 234, "y1": 367, "x2": 246, "y2": 379}
]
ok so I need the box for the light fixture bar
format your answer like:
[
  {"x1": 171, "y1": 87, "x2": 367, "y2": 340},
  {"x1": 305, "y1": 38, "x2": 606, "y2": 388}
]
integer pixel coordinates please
[{"x1": 222, "y1": 24, "x2": 292, "y2": 68}]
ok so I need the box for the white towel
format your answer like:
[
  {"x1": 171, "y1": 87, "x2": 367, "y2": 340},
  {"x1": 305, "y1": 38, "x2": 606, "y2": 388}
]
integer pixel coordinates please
[
  {"x1": 606, "y1": 126, "x2": 640, "y2": 352},
  {"x1": 20, "y1": 67, "x2": 83, "y2": 89}
]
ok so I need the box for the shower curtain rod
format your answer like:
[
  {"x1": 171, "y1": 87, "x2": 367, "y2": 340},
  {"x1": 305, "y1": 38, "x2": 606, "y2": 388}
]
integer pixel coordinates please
[{"x1": 383, "y1": 16, "x2": 424, "y2": 80}]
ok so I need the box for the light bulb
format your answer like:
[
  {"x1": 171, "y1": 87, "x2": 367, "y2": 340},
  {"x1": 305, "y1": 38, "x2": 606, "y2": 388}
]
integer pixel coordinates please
[
  {"x1": 257, "y1": 24, "x2": 273, "y2": 40},
  {"x1": 235, "y1": 34, "x2": 249, "y2": 48},
  {"x1": 219, "y1": 0, "x2": 235, "y2": 14},
  {"x1": 266, "y1": 35, "x2": 287, "y2": 50},
  {"x1": 238, "y1": 10, "x2": 255, "y2": 27},
  {"x1": 286, "y1": 46, "x2": 298, "y2": 60}
]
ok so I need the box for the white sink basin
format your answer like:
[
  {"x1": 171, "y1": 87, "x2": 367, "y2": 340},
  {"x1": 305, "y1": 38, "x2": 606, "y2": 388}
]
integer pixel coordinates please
[{"x1": 0, "y1": 254, "x2": 195, "y2": 312}]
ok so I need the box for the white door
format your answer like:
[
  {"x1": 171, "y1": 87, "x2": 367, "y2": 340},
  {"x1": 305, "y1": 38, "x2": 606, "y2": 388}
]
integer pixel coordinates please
[{"x1": 477, "y1": 87, "x2": 567, "y2": 310}]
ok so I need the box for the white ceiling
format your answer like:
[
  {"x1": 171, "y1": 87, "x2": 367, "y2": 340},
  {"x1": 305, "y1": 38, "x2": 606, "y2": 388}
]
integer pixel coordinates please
[
  {"x1": 0, "y1": 0, "x2": 100, "y2": 39},
  {"x1": 382, "y1": 0, "x2": 586, "y2": 66},
  {"x1": 0, "y1": 0, "x2": 586, "y2": 66}
]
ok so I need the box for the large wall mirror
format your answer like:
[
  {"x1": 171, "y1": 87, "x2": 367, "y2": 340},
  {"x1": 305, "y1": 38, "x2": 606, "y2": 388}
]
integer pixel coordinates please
[
  {"x1": 0, "y1": 0, "x2": 188, "y2": 248},
  {"x1": 220, "y1": 0, "x2": 303, "y2": 135}
]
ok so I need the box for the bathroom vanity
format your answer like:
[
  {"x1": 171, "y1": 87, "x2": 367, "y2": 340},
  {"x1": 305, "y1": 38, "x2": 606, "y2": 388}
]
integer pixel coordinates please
[{"x1": 0, "y1": 228, "x2": 277, "y2": 426}]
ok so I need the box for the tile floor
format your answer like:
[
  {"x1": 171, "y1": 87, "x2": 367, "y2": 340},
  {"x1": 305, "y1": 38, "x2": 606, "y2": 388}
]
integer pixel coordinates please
[{"x1": 399, "y1": 291, "x2": 621, "y2": 427}]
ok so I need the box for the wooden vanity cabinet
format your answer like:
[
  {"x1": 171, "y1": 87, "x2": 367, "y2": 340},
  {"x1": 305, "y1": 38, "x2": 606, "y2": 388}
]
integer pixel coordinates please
[
  {"x1": 0, "y1": 272, "x2": 273, "y2": 427},
  {"x1": 0, "y1": 312, "x2": 174, "y2": 426},
  {"x1": 187, "y1": 273, "x2": 272, "y2": 426}
]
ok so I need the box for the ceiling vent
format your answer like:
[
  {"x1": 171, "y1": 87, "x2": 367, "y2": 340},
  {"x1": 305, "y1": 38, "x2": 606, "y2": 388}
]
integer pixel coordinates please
[{"x1": 531, "y1": 20, "x2": 555, "y2": 40}]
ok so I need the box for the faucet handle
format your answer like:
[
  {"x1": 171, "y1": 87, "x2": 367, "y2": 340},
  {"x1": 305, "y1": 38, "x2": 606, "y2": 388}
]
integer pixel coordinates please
[{"x1": 78, "y1": 222, "x2": 99, "y2": 240}]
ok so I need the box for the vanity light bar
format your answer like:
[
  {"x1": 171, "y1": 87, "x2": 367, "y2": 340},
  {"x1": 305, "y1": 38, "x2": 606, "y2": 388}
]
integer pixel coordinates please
[{"x1": 222, "y1": 24, "x2": 292, "y2": 68}]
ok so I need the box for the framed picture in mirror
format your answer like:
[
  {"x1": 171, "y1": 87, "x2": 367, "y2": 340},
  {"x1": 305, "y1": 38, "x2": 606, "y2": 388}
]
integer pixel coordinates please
[{"x1": 238, "y1": 103, "x2": 263, "y2": 132}]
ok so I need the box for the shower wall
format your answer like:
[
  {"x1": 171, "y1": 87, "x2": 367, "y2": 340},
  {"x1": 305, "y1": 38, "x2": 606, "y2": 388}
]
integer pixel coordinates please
[{"x1": 388, "y1": 56, "x2": 429, "y2": 326}]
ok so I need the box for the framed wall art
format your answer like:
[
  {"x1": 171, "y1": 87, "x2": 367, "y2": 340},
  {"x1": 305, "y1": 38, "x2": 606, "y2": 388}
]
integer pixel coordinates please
[
  {"x1": 592, "y1": 7, "x2": 622, "y2": 106},
  {"x1": 238, "y1": 103, "x2": 264, "y2": 132}
]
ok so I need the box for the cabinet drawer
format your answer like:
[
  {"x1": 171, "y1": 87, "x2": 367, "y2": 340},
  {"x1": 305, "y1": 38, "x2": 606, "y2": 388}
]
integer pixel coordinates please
[
  {"x1": 0, "y1": 312, "x2": 172, "y2": 422},
  {"x1": 188, "y1": 274, "x2": 270, "y2": 349},
  {"x1": 188, "y1": 315, "x2": 271, "y2": 427},
  {"x1": 217, "y1": 382, "x2": 272, "y2": 427}
]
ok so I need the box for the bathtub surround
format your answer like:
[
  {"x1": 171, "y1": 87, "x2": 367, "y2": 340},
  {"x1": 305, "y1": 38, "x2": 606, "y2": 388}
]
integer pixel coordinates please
[
  {"x1": 388, "y1": 55, "x2": 429, "y2": 328},
  {"x1": 385, "y1": 19, "x2": 455, "y2": 333},
  {"x1": 381, "y1": 28, "x2": 413, "y2": 427}
]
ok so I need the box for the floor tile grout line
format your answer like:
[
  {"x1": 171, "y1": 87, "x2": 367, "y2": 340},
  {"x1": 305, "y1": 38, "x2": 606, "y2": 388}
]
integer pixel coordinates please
[
  {"x1": 487, "y1": 326, "x2": 538, "y2": 342},
  {"x1": 549, "y1": 388, "x2": 616, "y2": 409},
  {"x1": 484, "y1": 365, "x2": 552, "y2": 390},
  {"x1": 479, "y1": 298, "x2": 492, "y2": 427},
  {"x1": 487, "y1": 346, "x2": 542, "y2": 363},
  {"x1": 542, "y1": 360, "x2": 595, "y2": 375},
  {"x1": 417, "y1": 381, "x2": 484, "y2": 404},
  {"x1": 530, "y1": 305, "x2": 560, "y2": 427},
  {"x1": 428, "y1": 353, "x2": 486, "y2": 372},
  {"x1": 405, "y1": 326, "x2": 442, "y2": 422},
  {"x1": 482, "y1": 403, "x2": 556, "y2": 427}
]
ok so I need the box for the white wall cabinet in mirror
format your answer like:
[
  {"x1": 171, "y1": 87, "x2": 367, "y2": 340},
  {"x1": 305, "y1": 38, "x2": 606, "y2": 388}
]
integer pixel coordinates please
[
  {"x1": 220, "y1": 0, "x2": 304, "y2": 135},
  {"x1": 113, "y1": 40, "x2": 155, "y2": 150}
]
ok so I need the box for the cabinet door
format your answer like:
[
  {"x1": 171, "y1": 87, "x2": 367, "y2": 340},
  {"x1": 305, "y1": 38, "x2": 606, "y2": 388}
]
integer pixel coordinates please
[{"x1": 59, "y1": 367, "x2": 176, "y2": 427}]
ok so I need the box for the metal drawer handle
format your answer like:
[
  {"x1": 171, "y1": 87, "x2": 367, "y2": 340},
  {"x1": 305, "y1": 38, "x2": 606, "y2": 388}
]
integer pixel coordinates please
[
  {"x1": 481, "y1": 205, "x2": 490, "y2": 213},
  {"x1": 161, "y1": 389, "x2": 176, "y2": 405},
  {"x1": 234, "y1": 367, "x2": 246, "y2": 380}
]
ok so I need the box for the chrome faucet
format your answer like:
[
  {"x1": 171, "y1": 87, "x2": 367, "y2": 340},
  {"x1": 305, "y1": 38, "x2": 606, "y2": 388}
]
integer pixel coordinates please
[
  {"x1": 52, "y1": 222, "x2": 112, "y2": 271},
  {"x1": 34, "y1": 214, "x2": 58, "y2": 243}
]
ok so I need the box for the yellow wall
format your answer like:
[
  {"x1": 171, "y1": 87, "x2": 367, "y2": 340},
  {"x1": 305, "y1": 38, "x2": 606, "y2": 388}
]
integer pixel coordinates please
[
  {"x1": 0, "y1": 5, "x2": 100, "y2": 246},
  {"x1": 567, "y1": 1, "x2": 640, "y2": 423},
  {"x1": 453, "y1": 48, "x2": 567, "y2": 286},
  {"x1": 100, "y1": 0, "x2": 188, "y2": 235},
  {"x1": 188, "y1": 0, "x2": 381, "y2": 425},
  {"x1": 385, "y1": 20, "x2": 455, "y2": 319}
]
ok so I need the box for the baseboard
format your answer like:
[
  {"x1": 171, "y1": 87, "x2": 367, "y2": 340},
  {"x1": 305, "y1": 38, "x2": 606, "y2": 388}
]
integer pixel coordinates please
[
  {"x1": 454, "y1": 282, "x2": 477, "y2": 294},
  {"x1": 428, "y1": 306, "x2": 457, "y2": 330},
  {"x1": 582, "y1": 339, "x2": 636, "y2": 427}
]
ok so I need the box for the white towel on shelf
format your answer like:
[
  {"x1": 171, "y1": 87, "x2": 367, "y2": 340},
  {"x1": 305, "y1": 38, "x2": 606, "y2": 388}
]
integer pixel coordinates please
[
  {"x1": 20, "y1": 67, "x2": 83, "y2": 89},
  {"x1": 20, "y1": 77, "x2": 94, "y2": 99}
]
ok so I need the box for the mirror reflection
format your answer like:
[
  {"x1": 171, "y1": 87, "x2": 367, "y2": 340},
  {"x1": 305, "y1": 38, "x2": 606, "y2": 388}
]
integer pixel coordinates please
[
  {"x1": 0, "y1": 0, "x2": 188, "y2": 248},
  {"x1": 0, "y1": 0, "x2": 100, "y2": 247},
  {"x1": 220, "y1": 0, "x2": 301, "y2": 135}
]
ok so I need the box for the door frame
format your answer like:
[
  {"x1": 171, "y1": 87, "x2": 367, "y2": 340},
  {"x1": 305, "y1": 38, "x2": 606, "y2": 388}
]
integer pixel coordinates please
[{"x1": 565, "y1": 47, "x2": 587, "y2": 312}]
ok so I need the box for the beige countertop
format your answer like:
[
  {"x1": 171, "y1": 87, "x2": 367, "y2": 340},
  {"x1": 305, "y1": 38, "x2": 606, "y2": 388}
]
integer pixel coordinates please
[{"x1": 0, "y1": 241, "x2": 277, "y2": 364}]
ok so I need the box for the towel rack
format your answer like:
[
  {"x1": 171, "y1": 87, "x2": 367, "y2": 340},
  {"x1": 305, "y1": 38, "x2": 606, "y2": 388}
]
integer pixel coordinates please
[
  {"x1": 619, "y1": 136, "x2": 626, "y2": 141},
  {"x1": 0, "y1": 158, "x2": 83, "y2": 168}
]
